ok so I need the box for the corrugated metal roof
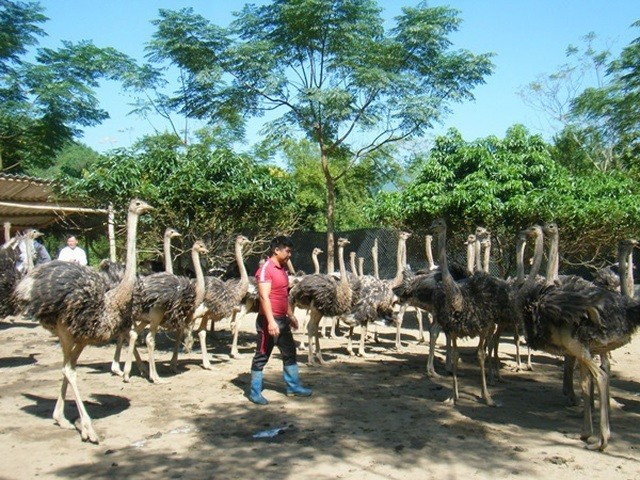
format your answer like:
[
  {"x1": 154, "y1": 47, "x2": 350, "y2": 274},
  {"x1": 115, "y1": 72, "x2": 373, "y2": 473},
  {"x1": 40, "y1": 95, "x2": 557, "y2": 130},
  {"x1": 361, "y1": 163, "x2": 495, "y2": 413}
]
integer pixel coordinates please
[{"x1": 0, "y1": 173, "x2": 107, "y2": 232}]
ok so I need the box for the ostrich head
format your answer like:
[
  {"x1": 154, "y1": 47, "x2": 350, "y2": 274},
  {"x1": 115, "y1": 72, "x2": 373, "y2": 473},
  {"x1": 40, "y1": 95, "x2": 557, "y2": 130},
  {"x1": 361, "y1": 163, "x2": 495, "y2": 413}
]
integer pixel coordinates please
[
  {"x1": 542, "y1": 222, "x2": 558, "y2": 237},
  {"x1": 465, "y1": 234, "x2": 476, "y2": 245},
  {"x1": 192, "y1": 240, "x2": 209, "y2": 255},
  {"x1": 236, "y1": 235, "x2": 250, "y2": 247},
  {"x1": 399, "y1": 231, "x2": 411, "y2": 241},
  {"x1": 312, "y1": 247, "x2": 323, "y2": 255},
  {"x1": 129, "y1": 198, "x2": 153, "y2": 215},
  {"x1": 523, "y1": 224, "x2": 543, "y2": 240},
  {"x1": 619, "y1": 238, "x2": 638, "y2": 250},
  {"x1": 430, "y1": 218, "x2": 447, "y2": 234},
  {"x1": 337, "y1": 238, "x2": 350, "y2": 248},
  {"x1": 164, "y1": 228, "x2": 181, "y2": 239},
  {"x1": 475, "y1": 226, "x2": 489, "y2": 239}
]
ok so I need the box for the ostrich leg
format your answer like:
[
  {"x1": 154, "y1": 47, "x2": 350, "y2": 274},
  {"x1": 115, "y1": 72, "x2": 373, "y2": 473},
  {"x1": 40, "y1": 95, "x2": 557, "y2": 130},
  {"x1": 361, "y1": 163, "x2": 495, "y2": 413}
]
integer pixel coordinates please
[{"x1": 53, "y1": 329, "x2": 98, "y2": 443}]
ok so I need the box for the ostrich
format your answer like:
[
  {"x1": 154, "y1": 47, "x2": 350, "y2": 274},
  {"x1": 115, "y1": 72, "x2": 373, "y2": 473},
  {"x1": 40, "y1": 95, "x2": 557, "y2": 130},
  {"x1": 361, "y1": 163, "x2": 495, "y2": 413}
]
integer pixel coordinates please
[
  {"x1": 393, "y1": 243, "x2": 469, "y2": 377},
  {"x1": 345, "y1": 232, "x2": 409, "y2": 357},
  {"x1": 1, "y1": 229, "x2": 42, "y2": 318},
  {"x1": 429, "y1": 218, "x2": 512, "y2": 406},
  {"x1": 162, "y1": 227, "x2": 182, "y2": 275},
  {"x1": 191, "y1": 235, "x2": 251, "y2": 369},
  {"x1": 122, "y1": 239, "x2": 208, "y2": 383},
  {"x1": 542, "y1": 221, "x2": 602, "y2": 405},
  {"x1": 13, "y1": 199, "x2": 152, "y2": 443},
  {"x1": 294, "y1": 247, "x2": 324, "y2": 351},
  {"x1": 289, "y1": 237, "x2": 356, "y2": 365},
  {"x1": 516, "y1": 226, "x2": 640, "y2": 450},
  {"x1": 110, "y1": 227, "x2": 182, "y2": 378}
]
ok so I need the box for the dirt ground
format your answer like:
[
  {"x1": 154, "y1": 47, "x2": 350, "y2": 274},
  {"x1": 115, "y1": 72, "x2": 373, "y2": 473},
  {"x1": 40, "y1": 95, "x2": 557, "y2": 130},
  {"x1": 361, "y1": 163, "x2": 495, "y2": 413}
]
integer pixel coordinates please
[{"x1": 0, "y1": 310, "x2": 639, "y2": 480}]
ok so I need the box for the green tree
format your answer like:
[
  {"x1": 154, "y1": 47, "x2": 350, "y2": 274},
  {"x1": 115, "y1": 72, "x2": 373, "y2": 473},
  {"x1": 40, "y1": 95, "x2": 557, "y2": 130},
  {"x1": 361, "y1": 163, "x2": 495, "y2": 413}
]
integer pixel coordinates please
[
  {"x1": 26, "y1": 141, "x2": 103, "y2": 179},
  {"x1": 144, "y1": 0, "x2": 494, "y2": 272},
  {"x1": 282, "y1": 138, "x2": 401, "y2": 230},
  {"x1": 571, "y1": 21, "x2": 640, "y2": 172},
  {"x1": 520, "y1": 26, "x2": 640, "y2": 174},
  {"x1": 58, "y1": 133, "x2": 299, "y2": 267},
  {"x1": 0, "y1": 0, "x2": 140, "y2": 173},
  {"x1": 370, "y1": 125, "x2": 640, "y2": 275}
]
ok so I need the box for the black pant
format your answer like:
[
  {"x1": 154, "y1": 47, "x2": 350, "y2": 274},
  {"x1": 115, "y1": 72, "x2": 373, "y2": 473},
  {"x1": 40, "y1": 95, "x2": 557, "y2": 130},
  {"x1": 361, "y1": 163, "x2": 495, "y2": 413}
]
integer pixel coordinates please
[{"x1": 251, "y1": 314, "x2": 297, "y2": 371}]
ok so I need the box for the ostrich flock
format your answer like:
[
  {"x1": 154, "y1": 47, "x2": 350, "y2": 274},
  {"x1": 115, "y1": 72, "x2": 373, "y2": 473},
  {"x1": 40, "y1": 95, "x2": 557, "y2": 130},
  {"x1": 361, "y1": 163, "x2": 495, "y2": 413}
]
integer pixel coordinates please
[{"x1": 1, "y1": 198, "x2": 639, "y2": 452}]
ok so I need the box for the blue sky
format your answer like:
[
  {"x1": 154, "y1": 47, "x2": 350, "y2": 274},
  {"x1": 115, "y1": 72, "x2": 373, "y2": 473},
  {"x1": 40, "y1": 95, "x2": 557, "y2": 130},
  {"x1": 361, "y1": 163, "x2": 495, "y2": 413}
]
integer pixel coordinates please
[{"x1": 36, "y1": 0, "x2": 640, "y2": 152}]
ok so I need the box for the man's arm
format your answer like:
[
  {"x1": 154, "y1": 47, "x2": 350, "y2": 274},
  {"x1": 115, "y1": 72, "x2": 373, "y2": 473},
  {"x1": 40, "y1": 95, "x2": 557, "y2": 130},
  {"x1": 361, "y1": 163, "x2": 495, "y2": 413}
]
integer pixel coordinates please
[{"x1": 258, "y1": 281, "x2": 280, "y2": 337}]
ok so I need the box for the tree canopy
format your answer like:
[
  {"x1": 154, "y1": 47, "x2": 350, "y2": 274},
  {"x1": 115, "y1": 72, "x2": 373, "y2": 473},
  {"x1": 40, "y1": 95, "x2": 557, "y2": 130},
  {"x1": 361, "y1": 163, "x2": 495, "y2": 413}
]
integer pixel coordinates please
[
  {"x1": 142, "y1": 0, "x2": 494, "y2": 271},
  {"x1": 59, "y1": 133, "x2": 299, "y2": 267},
  {"x1": 0, "y1": 0, "x2": 139, "y2": 173},
  {"x1": 370, "y1": 125, "x2": 640, "y2": 275}
]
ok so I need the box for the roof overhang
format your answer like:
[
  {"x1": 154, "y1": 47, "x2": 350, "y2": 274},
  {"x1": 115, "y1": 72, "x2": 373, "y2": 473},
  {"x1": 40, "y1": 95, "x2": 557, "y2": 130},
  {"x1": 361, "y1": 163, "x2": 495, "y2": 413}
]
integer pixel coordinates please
[{"x1": 0, "y1": 173, "x2": 107, "y2": 232}]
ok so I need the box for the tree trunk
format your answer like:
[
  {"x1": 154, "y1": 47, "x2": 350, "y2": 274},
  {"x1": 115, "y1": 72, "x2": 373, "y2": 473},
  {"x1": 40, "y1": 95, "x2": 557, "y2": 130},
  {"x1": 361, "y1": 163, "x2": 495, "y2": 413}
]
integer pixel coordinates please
[{"x1": 321, "y1": 149, "x2": 335, "y2": 274}]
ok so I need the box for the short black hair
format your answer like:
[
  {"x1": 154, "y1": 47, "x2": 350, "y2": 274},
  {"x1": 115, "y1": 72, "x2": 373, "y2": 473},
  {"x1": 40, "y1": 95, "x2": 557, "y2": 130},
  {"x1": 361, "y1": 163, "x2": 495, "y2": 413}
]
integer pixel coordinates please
[{"x1": 268, "y1": 235, "x2": 293, "y2": 256}]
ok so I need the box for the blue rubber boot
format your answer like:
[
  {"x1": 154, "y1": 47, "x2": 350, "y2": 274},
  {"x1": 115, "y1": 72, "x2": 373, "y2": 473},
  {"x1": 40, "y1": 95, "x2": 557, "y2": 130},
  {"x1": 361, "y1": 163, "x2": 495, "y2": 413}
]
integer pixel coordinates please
[
  {"x1": 283, "y1": 364, "x2": 312, "y2": 397},
  {"x1": 249, "y1": 370, "x2": 268, "y2": 405}
]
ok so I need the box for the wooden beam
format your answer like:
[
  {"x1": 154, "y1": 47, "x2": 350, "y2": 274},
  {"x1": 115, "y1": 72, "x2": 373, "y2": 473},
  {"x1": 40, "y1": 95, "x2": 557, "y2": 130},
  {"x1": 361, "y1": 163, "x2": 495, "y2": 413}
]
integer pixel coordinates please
[{"x1": 0, "y1": 201, "x2": 108, "y2": 214}]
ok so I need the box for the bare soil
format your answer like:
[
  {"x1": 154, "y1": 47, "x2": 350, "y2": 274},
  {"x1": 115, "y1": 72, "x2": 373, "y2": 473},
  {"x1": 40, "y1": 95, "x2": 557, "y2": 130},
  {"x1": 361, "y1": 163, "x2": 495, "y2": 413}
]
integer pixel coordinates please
[{"x1": 0, "y1": 311, "x2": 639, "y2": 480}]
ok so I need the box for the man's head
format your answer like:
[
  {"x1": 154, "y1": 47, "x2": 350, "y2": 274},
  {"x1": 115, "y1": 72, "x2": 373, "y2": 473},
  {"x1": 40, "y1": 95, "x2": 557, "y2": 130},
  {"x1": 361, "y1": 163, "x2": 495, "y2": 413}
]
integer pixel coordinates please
[
  {"x1": 268, "y1": 235, "x2": 293, "y2": 267},
  {"x1": 66, "y1": 235, "x2": 78, "y2": 249}
]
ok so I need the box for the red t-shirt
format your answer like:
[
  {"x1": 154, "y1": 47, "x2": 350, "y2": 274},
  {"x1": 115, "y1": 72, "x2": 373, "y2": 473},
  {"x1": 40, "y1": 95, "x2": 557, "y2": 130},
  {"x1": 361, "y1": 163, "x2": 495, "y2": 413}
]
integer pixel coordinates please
[{"x1": 255, "y1": 258, "x2": 290, "y2": 317}]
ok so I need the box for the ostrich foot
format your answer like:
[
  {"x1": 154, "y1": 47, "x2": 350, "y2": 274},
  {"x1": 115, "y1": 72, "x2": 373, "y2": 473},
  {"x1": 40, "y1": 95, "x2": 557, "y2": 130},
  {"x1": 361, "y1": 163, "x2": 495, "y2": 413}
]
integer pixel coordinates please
[
  {"x1": 610, "y1": 397, "x2": 625, "y2": 409},
  {"x1": 229, "y1": 351, "x2": 241, "y2": 359},
  {"x1": 347, "y1": 349, "x2": 355, "y2": 357},
  {"x1": 75, "y1": 417, "x2": 100, "y2": 444},
  {"x1": 484, "y1": 398, "x2": 499, "y2": 407},
  {"x1": 201, "y1": 362, "x2": 214, "y2": 371},
  {"x1": 357, "y1": 351, "x2": 370, "y2": 358},
  {"x1": 54, "y1": 416, "x2": 75, "y2": 430},
  {"x1": 149, "y1": 374, "x2": 168, "y2": 384},
  {"x1": 110, "y1": 363, "x2": 124, "y2": 377},
  {"x1": 426, "y1": 369, "x2": 441, "y2": 379},
  {"x1": 585, "y1": 436, "x2": 607, "y2": 451},
  {"x1": 443, "y1": 396, "x2": 456, "y2": 406}
]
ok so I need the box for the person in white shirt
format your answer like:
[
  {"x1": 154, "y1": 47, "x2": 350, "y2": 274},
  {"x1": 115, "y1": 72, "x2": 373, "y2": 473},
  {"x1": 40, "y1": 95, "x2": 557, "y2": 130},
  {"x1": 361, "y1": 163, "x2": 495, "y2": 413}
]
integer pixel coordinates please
[{"x1": 58, "y1": 235, "x2": 88, "y2": 266}]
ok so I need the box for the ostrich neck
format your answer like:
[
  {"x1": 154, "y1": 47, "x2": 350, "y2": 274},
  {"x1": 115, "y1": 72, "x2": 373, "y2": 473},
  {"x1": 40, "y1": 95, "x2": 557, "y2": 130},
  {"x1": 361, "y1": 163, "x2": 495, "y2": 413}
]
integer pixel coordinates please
[
  {"x1": 372, "y1": 240, "x2": 379, "y2": 279},
  {"x1": 618, "y1": 245, "x2": 633, "y2": 299},
  {"x1": 466, "y1": 242, "x2": 475, "y2": 275},
  {"x1": 626, "y1": 249, "x2": 635, "y2": 297},
  {"x1": 358, "y1": 257, "x2": 364, "y2": 277},
  {"x1": 312, "y1": 253, "x2": 320, "y2": 274},
  {"x1": 425, "y1": 236, "x2": 436, "y2": 269},
  {"x1": 164, "y1": 235, "x2": 174, "y2": 274},
  {"x1": 25, "y1": 239, "x2": 35, "y2": 271},
  {"x1": 286, "y1": 259, "x2": 296, "y2": 274},
  {"x1": 437, "y1": 229, "x2": 454, "y2": 286},
  {"x1": 350, "y1": 254, "x2": 358, "y2": 277},
  {"x1": 192, "y1": 248, "x2": 206, "y2": 305},
  {"x1": 391, "y1": 236, "x2": 406, "y2": 287},
  {"x1": 474, "y1": 238, "x2": 482, "y2": 272},
  {"x1": 483, "y1": 241, "x2": 491, "y2": 273},
  {"x1": 235, "y1": 240, "x2": 248, "y2": 288},
  {"x1": 113, "y1": 210, "x2": 140, "y2": 302},
  {"x1": 526, "y1": 233, "x2": 544, "y2": 286},
  {"x1": 338, "y1": 244, "x2": 348, "y2": 286},
  {"x1": 546, "y1": 233, "x2": 559, "y2": 281},
  {"x1": 515, "y1": 238, "x2": 526, "y2": 282}
]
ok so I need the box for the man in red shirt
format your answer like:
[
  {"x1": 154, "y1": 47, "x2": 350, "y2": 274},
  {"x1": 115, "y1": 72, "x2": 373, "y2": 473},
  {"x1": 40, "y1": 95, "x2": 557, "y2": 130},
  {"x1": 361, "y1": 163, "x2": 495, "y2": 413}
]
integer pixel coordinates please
[{"x1": 249, "y1": 236, "x2": 312, "y2": 405}]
